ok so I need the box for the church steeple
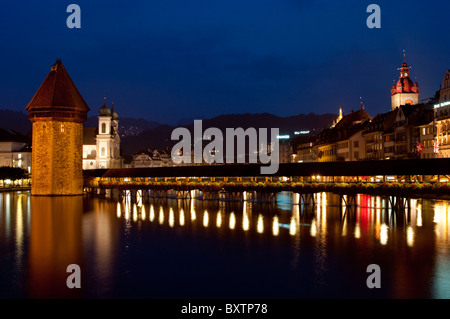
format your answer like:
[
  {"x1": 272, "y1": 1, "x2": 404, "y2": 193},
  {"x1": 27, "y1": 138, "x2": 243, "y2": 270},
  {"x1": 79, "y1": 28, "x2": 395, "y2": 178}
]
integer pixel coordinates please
[{"x1": 391, "y1": 54, "x2": 420, "y2": 110}]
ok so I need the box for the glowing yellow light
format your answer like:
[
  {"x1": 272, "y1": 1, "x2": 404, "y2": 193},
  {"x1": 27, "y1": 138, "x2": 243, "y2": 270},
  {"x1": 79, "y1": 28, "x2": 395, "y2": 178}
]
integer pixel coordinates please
[
  {"x1": 203, "y1": 210, "x2": 209, "y2": 228},
  {"x1": 137, "y1": 190, "x2": 143, "y2": 207},
  {"x1": 289, "y1": 216, "x2": 296, "y2": 236},
  {"x1": 257, "y1": 214, "x2": 264, "y2": 234},
  {"x1": 342, "y1": 218, "x2": 347, "y2": 236},
  {"x1": 229, "y1": 212, "x2": 236, "y2": 230},
  {"x1": 417, "y1": 204, "x2": 422, "y2": 227},
  {"x1": 141, "y1": 205, "x2": 146, "y2": 220},
  {"x1": 169, "y1": 208, "x2": 174, "y2": 227},
  {"x1": 179, "y1": 208, "x2": 185, "y2": 226},
  {"x1": 159, "y1": 207, "x2": 164, "y2": 225},
  {"x1": 311, "y1": 219, "x2": 317, "y2": 237},
  {"x1": 321, "y1": 192, "x2": 326, "y2": 207},
  {"x1": 150, "y1": 205, "x2": 155, "y2": 222},
  {"x1": 434, "y1": 209, "x2": 441, "y2": 224},
  {"x1": 272, "y1": 216, "x2": 279, "y2": 236},
  {"x1": 125, "y1": 203, "x2": 130, "y2": 220},
  {"x1": 133, "y1": 204, "x2": 138, "y2": 222},
  {"x1": 407, "y1": 226, "x2": 414, "y2": 247},
  {"x1": 190, "y1": 200, "x2": 196, "y2": 221},
  {"x1": 243, "y1": 211, "x2": 250, "y2": 231},
  {"x1": 16, "y1": 196, "x2": 23, "y2": 250},
  {"x1": 380, "y1": 224, "x2": 388, "y2": 245},
  {"x1": 216, "y1": 211, "x2": 222, "y2": 228},
  {"x1": 354, "y1": 223, "x2": 361, "y2": 239},
  {"x1": 116, "y1": 202, "x2": 121, "y2": 218}
]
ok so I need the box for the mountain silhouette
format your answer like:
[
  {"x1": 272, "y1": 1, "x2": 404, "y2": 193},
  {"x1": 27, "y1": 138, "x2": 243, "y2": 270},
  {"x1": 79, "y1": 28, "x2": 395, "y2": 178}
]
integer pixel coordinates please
[
  {"x1": 0, "y1": 108, "x2": 337, "y2": 157},
  {"x1": 121, "y1": 112, "x2": 337, "y2": 156}
]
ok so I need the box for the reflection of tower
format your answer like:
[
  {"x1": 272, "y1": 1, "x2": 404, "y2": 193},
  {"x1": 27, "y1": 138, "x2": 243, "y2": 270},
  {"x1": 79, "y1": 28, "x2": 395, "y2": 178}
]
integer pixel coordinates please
[
  {"x1": 25, "y1": 60, "x2": 89, "y2": 195},
  {"x1": 28, "y1": 196, "x2": 83, "y2": 298},
  {"x1": 391, "y1": 56, "x2": 419, "y2": 110}
]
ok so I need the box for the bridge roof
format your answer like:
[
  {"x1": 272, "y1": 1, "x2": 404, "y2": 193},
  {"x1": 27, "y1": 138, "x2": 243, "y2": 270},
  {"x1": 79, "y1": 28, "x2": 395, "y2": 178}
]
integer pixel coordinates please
[{"x1": 83, "y1": 159, "x2": 450, "y2": 178}]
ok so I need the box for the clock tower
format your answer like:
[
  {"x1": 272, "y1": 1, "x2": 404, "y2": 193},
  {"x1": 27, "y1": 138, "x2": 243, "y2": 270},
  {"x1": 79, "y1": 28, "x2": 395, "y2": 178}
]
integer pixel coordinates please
[{"x1": 391, "y1": 61, "x2": 419, "y2": 110}]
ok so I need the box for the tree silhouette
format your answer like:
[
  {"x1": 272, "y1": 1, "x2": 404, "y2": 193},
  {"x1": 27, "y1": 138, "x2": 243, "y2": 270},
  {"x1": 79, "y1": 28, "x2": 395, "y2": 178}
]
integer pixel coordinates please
[{"x1": 0, "y1": 166, "x2": 29, "y2": 181}]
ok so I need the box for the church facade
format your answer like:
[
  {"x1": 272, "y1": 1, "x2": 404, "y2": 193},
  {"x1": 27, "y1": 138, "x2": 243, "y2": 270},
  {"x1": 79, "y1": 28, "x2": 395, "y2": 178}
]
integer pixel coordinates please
[{"x1": 83, "y1": 101, "x2": 123, "y2": 169}]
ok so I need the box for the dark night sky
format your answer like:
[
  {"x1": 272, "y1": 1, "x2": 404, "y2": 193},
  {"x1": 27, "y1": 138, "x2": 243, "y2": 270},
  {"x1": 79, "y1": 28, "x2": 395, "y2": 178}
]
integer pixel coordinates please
[{"x1": 0, "y1": 0, "x2": 449, "y2": 125}]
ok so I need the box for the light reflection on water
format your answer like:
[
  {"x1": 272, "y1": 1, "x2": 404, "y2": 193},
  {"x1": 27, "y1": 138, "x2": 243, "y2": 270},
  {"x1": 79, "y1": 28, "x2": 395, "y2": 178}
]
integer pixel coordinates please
[{"x1": 0, "y1": 190, "x2": 450, "y2": 298}]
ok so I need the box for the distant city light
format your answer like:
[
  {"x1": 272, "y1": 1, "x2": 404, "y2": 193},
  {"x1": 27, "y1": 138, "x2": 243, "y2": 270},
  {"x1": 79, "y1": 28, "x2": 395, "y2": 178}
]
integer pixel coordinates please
[
  {"x1": 434, "y1": 101, "x2": 450, "y2": 109},
  {"x1": 277, "y1": 135, "x2": 290, "y2": 139},
  {"x1": 294, "y1": 131, "x2": 310, "y2": 135}
]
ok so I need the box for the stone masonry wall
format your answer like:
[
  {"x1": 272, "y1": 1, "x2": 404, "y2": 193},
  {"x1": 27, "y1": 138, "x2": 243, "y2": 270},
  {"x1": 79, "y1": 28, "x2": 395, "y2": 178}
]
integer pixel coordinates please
[{"x1": 31, "y1": 120, "x2": 83, "y2": 195}]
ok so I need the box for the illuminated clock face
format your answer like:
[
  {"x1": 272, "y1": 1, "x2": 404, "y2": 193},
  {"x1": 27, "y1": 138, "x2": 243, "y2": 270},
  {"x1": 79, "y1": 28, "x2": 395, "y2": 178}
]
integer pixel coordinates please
[{"x1": 404, "y1": 72, "x2": 408, "y2": 77}]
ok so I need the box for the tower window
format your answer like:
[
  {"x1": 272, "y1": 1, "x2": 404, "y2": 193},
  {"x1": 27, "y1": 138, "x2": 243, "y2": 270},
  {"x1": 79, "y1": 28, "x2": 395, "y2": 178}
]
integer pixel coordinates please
[
  {"x1": 101, "y1": 147, "x2": 105, "y2": 157},
  {"x1": 101, "y1": 123, "x2": 106, "y2": 134}
]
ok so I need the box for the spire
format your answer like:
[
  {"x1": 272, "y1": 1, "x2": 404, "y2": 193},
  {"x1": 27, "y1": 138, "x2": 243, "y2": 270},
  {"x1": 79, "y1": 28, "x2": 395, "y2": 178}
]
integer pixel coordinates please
[
  {"x1": 111, "y1": 101, "x2": 119, "y2": 120},
  {"x1": 25, "y1": 59, "x2": 90, "y2": 123},
  {"x1": 393, "y1": 55, "x2": 417, "y2": 95},
  {"x1": 336, "y1": 107, "x2": 343, "y2": 124}
]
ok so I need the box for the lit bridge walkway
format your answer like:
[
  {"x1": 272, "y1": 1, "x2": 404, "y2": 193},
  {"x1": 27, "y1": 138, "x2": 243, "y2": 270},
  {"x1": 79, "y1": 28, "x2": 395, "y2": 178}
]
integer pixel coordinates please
[{"x1": 84, "y1": 159, "x2": 450, "y2": 211}]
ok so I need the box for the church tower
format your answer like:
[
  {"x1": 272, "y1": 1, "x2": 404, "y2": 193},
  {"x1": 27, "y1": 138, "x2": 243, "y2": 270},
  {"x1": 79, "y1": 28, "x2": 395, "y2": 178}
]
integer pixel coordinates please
[
  {"x1": 391, "y1": 59, "x2": 419, "y2": 110},
  {"x1": 95, "y1": 100, "x2": 122, "y2": 168},
  {"x1": 25, "y1": 60, "x2": 90, "y2": 195}
]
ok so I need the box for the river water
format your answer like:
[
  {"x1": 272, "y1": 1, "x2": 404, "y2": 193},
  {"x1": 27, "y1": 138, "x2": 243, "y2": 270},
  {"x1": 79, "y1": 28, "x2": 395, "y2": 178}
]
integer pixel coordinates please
[{"x1": 0, "y1": 190, "x2": 449, "y2": 299}]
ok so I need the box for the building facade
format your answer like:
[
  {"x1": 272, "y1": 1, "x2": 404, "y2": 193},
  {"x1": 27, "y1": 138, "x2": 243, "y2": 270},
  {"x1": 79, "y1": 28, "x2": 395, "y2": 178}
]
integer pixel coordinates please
[
  {"x1": 83, "y1": 102, "x2": 123, "y2": 169},
  {"x1": 0, "y1": 129, "x2": 32, "y2": 172},
  {"x1": 315, "y1": 107, "x2": 372, "y2": 162},
  {"x1": 131, "y1": 149, "x2": 172, "y2": 168}
]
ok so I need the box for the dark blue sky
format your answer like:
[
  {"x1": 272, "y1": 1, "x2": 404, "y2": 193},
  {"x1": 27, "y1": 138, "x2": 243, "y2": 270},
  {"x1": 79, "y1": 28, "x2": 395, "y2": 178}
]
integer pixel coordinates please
[{"x1": 0, "y1": 0, "x2": 448, "y2": 125}]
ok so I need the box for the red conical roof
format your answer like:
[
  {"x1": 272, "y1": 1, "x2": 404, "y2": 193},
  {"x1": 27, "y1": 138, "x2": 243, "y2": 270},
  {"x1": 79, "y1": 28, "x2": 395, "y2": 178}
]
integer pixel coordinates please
[{"x1": 26, "y1": 59, "x2": 90, "y2": 123}]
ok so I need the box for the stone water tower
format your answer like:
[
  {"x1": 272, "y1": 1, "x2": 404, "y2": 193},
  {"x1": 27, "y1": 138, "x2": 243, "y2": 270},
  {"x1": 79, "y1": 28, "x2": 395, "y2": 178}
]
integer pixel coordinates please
[{"x1": 25, "y1": 59, "x2": 89, "y2": 195}]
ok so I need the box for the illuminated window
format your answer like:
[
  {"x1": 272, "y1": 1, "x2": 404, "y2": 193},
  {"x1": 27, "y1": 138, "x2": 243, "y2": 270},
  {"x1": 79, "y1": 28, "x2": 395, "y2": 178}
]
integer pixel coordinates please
[{"x1": 61, "y1": 124, "x2": 65, "y2": 133}]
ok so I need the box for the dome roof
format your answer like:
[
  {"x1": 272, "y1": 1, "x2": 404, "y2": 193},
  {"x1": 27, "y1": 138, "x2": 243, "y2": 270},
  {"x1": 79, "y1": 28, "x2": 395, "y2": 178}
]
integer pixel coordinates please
[
  {"x1": 99, "y1": 102, "x2": 111, "y2": 116},
  {"x1": 111, "y1": 106, "x2": 119, "y2": 120}
]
